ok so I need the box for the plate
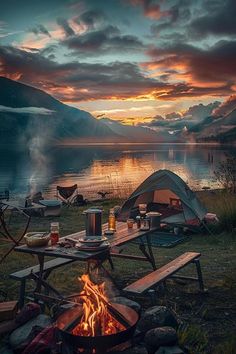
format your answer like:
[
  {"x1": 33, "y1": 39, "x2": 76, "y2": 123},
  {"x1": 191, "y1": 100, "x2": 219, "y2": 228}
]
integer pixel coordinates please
[
  {"x1": 75, "y1": 241, "x2": 110, "y2": 252},
  {"x1": 78, "y1": 236, "x2": 108, "y2": 247}
]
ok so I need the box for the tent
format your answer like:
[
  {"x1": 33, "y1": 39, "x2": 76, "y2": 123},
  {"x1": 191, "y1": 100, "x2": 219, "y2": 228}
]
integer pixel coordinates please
[{"x1": 117, "y1": 169, "x2": 207, "y2": 226}]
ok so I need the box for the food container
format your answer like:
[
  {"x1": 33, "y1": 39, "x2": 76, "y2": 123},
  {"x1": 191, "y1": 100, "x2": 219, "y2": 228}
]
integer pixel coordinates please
[
  {"x1": 78, "y1": 236, "x2": 107, "y2": 248},
  {"x1": 146, "y1": 212, "x2": 162, "y2": 228},
  {"x1": 24, "y1": 232, "x2": 50, "y2": 247},
  {"x1": 140, "y1": 217, "x2": 151, "y2": 231}
]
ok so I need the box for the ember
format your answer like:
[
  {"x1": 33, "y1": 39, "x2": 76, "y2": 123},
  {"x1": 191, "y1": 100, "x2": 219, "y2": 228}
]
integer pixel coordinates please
[{"x1": 72, "y1": 274, "x2": 125, "y2": 337}]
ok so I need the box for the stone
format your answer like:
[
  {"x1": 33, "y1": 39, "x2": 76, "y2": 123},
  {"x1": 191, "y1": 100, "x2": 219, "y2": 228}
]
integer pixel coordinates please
[
  {"x1": 155, "y1": 345, "x2": 184, "y2": 354},
  {"x1": 138, "y1": 306, "x2": 178, "y2": 332},
  {"x1": 0, "y1": 345, "x2": 14, "y2": 354},
  {"x1": 144, "y1": 327, "x2": 178, "y2": 354},
  {"x1": 9, "y1": 314, "x2": 52, "y2": 350},
  {"x1": 112, "y1": 296, "x2": 141, "y2": 313},
  {"x1": 114, "y1": 345, "x2": 148, "y2": 354}
]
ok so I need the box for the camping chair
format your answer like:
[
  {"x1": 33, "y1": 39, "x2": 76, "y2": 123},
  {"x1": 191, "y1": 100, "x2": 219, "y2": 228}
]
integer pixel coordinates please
[{"x1": 56, "y1": 184, "x2": 78, "y2": 205}]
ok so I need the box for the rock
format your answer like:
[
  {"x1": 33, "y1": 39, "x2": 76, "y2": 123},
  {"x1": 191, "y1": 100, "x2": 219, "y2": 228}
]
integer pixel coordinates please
[
  {"x1": 9, "y1": 314, "x2": 52, "y2": 350},
  {"x1": 0, "y1": 345, "x2": 14, "y2": 354},
  {"x1": 112, "y1": 296, "x2": 141, "y2": 313},
  {"x1": 144, "y1": 327, "x2": 178, "y2": 354},
  {"x1": 138, "y1": 306, "x2": 178, "y2": 332},
  {"x1": 155, "y1": 345, "x2": 184, "y2": 354},
  {"x1": 116, "y1": 345, "x2": 148, "y2": 354}
]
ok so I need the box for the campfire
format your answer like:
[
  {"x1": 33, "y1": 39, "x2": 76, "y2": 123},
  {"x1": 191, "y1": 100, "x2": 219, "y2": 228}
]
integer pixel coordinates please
[
  {"x1": 56, "y1": 274, "x2": 139, "y2": 353},
  {"x1": 72, "y1": 274, "x2": 125, "y2": 337}
]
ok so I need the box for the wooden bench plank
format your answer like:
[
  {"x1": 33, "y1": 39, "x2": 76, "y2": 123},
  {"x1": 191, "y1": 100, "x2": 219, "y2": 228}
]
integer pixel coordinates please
[
  {"x1": 10, "y1": 258, "x2": 74, "y2": 280},
  {"x1": 124, "y1": 252, "x2": 201, "y2": 294}
]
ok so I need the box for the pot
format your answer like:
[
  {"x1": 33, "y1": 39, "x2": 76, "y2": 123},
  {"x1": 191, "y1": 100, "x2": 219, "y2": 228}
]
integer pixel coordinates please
[{"x1": 83, "y1": 208, "x2": 102, "y2": 237}]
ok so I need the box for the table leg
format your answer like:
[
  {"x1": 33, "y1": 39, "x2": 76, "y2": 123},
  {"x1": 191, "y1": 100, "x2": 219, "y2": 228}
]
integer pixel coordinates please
[
  {"x1": 139, "y1": 236, "x2": 156, "y2": 270},
  {"x1": 35, "y1": 254, "x2": 45, "y2": 294}
]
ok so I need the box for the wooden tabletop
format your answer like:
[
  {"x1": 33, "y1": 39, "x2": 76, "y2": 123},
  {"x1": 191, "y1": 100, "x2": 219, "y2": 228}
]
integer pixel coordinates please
[{"x1": 14, "y1": 222, "x2": 157, "y2": 261}]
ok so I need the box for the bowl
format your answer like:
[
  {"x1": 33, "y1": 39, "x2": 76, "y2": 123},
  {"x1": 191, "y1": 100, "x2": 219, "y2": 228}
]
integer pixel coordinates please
[
  {"x1": 78, "y1": 236, "x2": 107, "y2": 247},
  {"x1": 24, "y1": 232, "x2": 50, "y2": 247}
]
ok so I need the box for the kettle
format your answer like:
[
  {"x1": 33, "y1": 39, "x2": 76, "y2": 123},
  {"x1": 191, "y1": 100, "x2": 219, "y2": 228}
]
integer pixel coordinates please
[{"x1": 83, "y1": 208, "x2": 103, "y2": 237}]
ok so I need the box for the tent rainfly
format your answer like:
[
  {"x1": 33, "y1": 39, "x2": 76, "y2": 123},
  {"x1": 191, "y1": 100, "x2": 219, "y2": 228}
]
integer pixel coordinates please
[{"x1": 117, "y1": 169, "x2": 207, "y2": 226}]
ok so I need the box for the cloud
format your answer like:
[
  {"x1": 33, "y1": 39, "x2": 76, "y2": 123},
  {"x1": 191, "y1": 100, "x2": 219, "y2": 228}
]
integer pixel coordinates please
[
  {"x1": 130, "y1": 0, "x2": 171, "y2": 19},
  {"x1": 57, "y1": 18, "x2": 75, "y2": 37},
  {"x1": 189, "y1": 0, "x2": 236, "y2": 38},
  {"x1": 62, "y1": 25, "x2": 145, "y2": 56},
  {"x1": 77, "y1": 9, "x2": 106, "y2": 29},
  {"x1": 0, "y1": 45, "x2": 173, "y2": 101},
  {"x1": 166, "y1": 112, "x2": 182, "y2": 120},
  {"x1": 143, "y1": 40, "x2": 236, "y2": 96},
  {"x1": 212, "y1": 95, "x2": 236, "y2": 117},
  {"x1": 0, "y1": 105, "x2": 55, "y2": 115},
  {"x1": 30, "y1": 24, "x2": 51, "y2": 38},
  {"x1": 184, "y1": 102, "x2": 220, "y2": 121}
]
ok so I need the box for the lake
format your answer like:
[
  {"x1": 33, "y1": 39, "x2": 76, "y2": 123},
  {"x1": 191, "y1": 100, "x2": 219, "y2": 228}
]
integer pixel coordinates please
[{"x1": 0, "y1": 144, "x2": 233, "y2": 200}]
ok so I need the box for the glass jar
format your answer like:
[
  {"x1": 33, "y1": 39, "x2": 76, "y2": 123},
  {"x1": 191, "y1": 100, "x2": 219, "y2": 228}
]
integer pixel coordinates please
[
  {"x1": 140, "y1": 217, "x2": 150, "y2": 231},
  {"x1": 127, "y1": 218, "x2": 134, "y2": 229},
  {"x1": 108, "y1": 208, "x2": 116, "y2": 231},
  {"x1": 50, "y1": 222, "x2": 59, "y2": 245}
]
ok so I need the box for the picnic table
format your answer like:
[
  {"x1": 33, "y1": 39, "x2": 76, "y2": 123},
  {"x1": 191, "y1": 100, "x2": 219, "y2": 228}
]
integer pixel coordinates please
[{"x1": 13, "y1": 222, "x2": 157, "y2": 305}]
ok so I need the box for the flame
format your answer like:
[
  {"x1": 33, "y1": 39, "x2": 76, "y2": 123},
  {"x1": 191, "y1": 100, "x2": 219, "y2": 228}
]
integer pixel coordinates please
[{"x1": 72, "y1": 274, "x2": 125, "y2": 337}]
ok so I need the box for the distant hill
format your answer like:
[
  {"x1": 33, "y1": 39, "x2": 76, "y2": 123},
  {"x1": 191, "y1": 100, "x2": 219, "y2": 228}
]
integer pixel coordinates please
[
  {"x1": 196, "y1": 108, "x2": 236, "y2": 142},
  {"x1": 0, "y1": 76, "x2": 162, "y2": 145},
  {"x1": 0, "y1": 77, "x2": 120, "y2": 145}
]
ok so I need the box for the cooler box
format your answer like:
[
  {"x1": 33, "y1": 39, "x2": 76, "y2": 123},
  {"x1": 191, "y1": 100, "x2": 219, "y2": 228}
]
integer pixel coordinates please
[{"x1": 39, "y1": 200, "x2": 62, "y2": 217}]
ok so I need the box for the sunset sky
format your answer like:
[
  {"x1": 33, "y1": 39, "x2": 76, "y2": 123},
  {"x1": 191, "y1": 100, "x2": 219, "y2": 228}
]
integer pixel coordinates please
[{"x1": 0, "y1": 0, "x2": 235, "y2": 124}]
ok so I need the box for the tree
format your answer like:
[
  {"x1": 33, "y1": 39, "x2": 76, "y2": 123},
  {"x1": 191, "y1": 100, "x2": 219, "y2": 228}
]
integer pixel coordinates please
[{"x1": 214, "y1": 155, "x2": 236, "y2": 193}]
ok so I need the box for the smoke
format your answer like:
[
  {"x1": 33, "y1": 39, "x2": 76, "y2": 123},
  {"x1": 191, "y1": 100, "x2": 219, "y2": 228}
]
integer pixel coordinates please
[{"x1": 26, "y1": 116, "x2": 54, "y2": 197}]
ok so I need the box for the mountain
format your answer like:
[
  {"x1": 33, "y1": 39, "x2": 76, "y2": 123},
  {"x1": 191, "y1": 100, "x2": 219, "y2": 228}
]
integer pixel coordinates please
[
  {"x1": 0, "y1": 77, "x2": 120, "y2": 145},
  {"x1": 100, "y1": 117, "x2": 160, "y2": 142},
  {"x1": 0, "y1": 76, "x2": 162, "y2": 145},
  {"x1": 196, "y1": 108, "x2": 236, "y2": 142}
]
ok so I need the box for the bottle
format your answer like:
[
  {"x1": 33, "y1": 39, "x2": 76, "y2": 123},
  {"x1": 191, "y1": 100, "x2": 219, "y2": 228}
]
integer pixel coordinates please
[
  {"x1": 50, "y1": 222, "x2": 59, "y2": 245},
  {"x1": 108, "y1": 208, "x2": 116, "y2": 231}
]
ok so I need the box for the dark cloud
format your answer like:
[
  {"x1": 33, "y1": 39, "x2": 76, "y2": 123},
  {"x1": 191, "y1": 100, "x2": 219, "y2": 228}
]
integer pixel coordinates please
[
  {"x1": 57, "y1": 18, "x2": 75, "y2": 37},
  {"x1": 0, "y1": 45, "x2": 172, "y2": 101},
  {"x1": 77, "y1": 10, "x2": 106, "y2": 29},
  {"x1": 30, "y1": 24, "x2": 51, "y2": 37},
  {"x1": 189, "y1": 0, "x2": 236, "y2": 37},
  {"x1": 62, "y1": 25, "x2": 145, "y2": 56},
  {"x1": 184, "y1": 102, "x2": 220, "y2": 121},
  {"x1": 145, "y1": 39, "x2": 236, "y2": 88}
]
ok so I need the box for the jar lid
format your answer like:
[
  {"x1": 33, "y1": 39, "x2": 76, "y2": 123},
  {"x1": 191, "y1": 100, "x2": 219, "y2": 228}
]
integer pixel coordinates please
[
  {"x1": 83, "y1": 208, "x2": 103, "y2": 214},
  {"x1": 146, "y1": 212, "x2": 162, "y2": 217}
]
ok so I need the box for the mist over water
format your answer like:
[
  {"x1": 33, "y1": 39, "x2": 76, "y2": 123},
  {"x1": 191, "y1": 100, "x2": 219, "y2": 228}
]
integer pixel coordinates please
[{"x1": 0, "y1": 144, "x2": 233, "y2": 200}]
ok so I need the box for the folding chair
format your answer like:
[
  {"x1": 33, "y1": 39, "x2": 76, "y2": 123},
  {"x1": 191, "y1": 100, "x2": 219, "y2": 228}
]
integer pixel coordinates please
[{"x1": 56, "y1": 184, "x2": 78, "y2": 205}]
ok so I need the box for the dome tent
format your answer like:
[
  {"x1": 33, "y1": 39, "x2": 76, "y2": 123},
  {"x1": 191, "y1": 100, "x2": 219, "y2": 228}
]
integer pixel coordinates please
[{"x1": 117, "y1": 169, "x2": 207, "y2": 226}]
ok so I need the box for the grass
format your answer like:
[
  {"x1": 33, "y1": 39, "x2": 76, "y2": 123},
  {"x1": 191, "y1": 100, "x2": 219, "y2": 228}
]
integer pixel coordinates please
[{"x1": 0, "y1": 191, "x2": 236, "y2": 353}]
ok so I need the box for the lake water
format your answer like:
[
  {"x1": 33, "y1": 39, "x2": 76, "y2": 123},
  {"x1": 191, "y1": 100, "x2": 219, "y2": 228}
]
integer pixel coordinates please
[{"x1": 0, "y1": 144, "x2": 233, "y2": 200}]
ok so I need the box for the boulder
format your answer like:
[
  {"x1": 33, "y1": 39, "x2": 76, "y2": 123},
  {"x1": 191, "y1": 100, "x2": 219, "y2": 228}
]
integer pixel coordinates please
[
  {"x1": 116, "y1": 345, "x2": 148, "y2": 354},
  {"x1": 9, "y1": 314, "x2": 52, "y2": 350},
  {"x1": 144, "y1": 327, "x2": 178, "y2": 354},
  {"x1": 112, "y1": 296, "x2": 141, "y2": 313},
  {"x1": 155, "y1": 345, "x2": 184, "y2": 354},
  {"x1": 138, "y1": 306, "x2": 178, "y2": 332}
]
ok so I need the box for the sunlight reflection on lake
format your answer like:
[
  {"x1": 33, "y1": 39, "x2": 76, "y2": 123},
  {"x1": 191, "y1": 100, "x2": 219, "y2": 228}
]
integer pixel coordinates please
[{"x1": 0, "y1": 144, "x2": 232, "y2": 200}]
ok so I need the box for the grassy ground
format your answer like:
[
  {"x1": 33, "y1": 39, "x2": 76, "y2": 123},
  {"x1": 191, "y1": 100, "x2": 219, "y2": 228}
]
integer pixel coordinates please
[{"x1": 0, "y1": 192, "x2": 236, "y2": 353}]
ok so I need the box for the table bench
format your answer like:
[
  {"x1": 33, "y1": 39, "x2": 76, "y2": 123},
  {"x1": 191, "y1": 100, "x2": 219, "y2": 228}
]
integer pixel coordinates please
[
  {"x1": 10, "y1": 258, "x2": 74, "y2": 308},
  {"x1": 123, "y1": 252, "x2": 204, "y2": 296}
]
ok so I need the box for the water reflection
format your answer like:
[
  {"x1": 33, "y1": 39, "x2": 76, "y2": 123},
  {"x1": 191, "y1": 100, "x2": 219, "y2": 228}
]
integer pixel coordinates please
[{"x1": 0, "y1": 144, "x2": 232, "y2": 199}]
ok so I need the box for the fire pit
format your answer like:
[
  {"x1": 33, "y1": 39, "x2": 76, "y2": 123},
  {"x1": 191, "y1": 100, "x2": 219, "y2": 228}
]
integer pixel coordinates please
[{"x1": 56, "y1": 275, "x2": 139, "y2": 353}]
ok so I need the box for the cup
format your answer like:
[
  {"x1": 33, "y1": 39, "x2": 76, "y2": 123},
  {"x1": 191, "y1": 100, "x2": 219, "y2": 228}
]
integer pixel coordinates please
[{"x1": 127, "y1": 218, "x2": 134, "y2": 229}]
